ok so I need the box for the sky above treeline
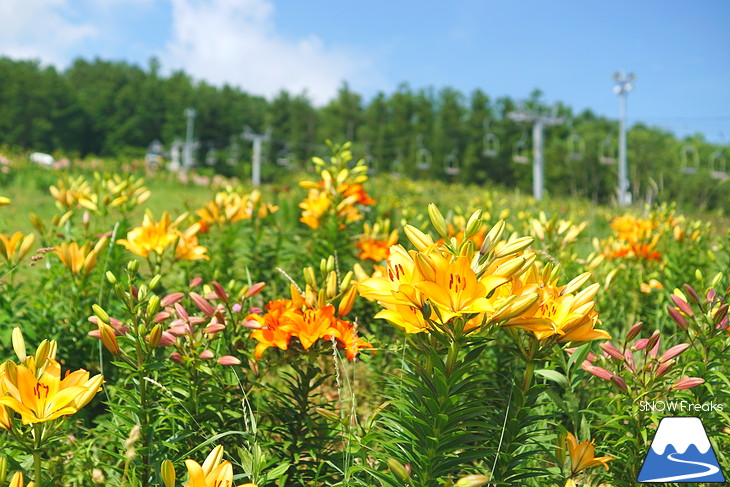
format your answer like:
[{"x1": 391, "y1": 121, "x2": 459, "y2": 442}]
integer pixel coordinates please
[{"x1": 2, "y1": 0, "x2": 729, "y2": 143}]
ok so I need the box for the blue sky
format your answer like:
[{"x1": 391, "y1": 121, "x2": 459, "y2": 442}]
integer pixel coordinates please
[{"x1": 2, "y1": 0, "x2": 728, "y2": 142}]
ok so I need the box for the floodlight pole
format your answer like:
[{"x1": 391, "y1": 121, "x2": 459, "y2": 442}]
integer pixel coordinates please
[
  {"x1": 243, "y1": 128, "x2": 271, "y2": 187},
  {"x1": 614, "y1": 71, "x2": 635, "y2": 206},
  {"x1": 507, "y1": 109, "x2": 563, "y2": 202},
  {"x1": 183, "y1": 108, "x2": 196, "y2": 170}
]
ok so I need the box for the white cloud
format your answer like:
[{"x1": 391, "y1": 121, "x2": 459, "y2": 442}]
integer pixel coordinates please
[
  {"x1": 165, "y1": 0, "x2": 379, "y2": 105},
  {"x1": 0, "y1": 0, "x2": 97, "y2": 65}
]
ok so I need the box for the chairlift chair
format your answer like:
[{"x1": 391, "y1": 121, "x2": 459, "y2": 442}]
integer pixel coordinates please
[
  {"x1": 599, "y1": 137, "x2": 616, "y2": 165},
  {"x1": 709, "y1": 150, "x2": 727, "y2": 180},
  {"x1": 681, "y1": 145, "x2": 699, "y2": 174},
  {"x1": 567, "y1": 133, "x2": 585, "y2": 161},
  {"x1": 415, "y1": 135, "x2": 432, "y2": 170},
  {"x1": 444, "y1": 149, "x2": 460, "y2": 175},
  {"x1": 512, "y1": 135, "x2": 529, "y2": 164},
  {"x1": 276, "y1": 148, "x2": 293, "y2": 168},
  {"x1": 482, "y1": 119, "x2": 499, "y2": 157}
]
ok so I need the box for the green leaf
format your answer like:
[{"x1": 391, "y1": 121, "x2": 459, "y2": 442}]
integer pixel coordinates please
[{"x1": 535, "y1": 369, "x2": 569, "y2": 389}]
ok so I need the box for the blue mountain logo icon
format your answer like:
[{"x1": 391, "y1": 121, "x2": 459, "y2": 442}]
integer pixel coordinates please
[{"x1": 638, "y1": 417, "x2": 725, "y2": 483}]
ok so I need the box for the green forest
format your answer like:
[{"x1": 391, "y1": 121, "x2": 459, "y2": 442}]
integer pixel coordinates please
[{"x1": 0, "y1": 56, "x2": 727, "y2": 212}]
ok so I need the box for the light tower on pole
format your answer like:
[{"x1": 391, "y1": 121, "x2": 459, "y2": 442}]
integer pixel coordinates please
[
  {"x1": 507, "y1": 107, "x2": 563, "y2": 201},
  {"x1": 243, "y1": 127, "x2": 271, "y2": 187},
  {"x1": 183, "y1": 108, "x2": 197, "y2": 170},
  {"x1": 613, "y1": 71, "x2": 635, "y2": 206}
]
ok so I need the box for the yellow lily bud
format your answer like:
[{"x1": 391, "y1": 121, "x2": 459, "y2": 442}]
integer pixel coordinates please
[
  {"x1": 99, "y1": 322, "x2": 120, "y2": 355},
  {"x1": 11, "y1": 327, "x2": 26, "y2": 363},
  {"x1": 494, "y1": 236, "x2": 533, "y2": 258},
  {"x1": 201, "y1": 445, "x2": 225, "y2": 477},
  {"x1": 339, "y1": 271, "x2": 353, "y2": 292},
  {"x1": 427, "y1": 203, "x2": 449, "y2": 238},
  {"x1": 338, "y1": 284, "x2": 358, "y2": 317},
  {"x1": 160, "y1": 459, "x2": 176, "y2": 487},
  {"x1": 148, "y1": 324, "x2": 163, "y2": 348},
  {"x1": 455, "y1": 474, "x2": 490, "y2": 487},
  {"x1": 464, "y1": 209, "x2": 483, "y2": 240},
  {"x1": 8, "y1": 472, "x2": 23, "y2": 487},
  {"x1": 92, "y1": 304, "x2": 110, "y2": 325},
  {"x1": 18, "y1": 234, "x2": 35, "y2": 262},
  {"x1": 387, "y1": 458, "x2": 410, "y2": 481},
  {"x1": 0, "y1": 456, "x2": 7, "y2": 486},
  {"x1": 404, "y1": 225, "x2": 434, "y2": 251},
  {"x1": 326, "y1": 271, "x2": 338, "y2": 299},
  {"x1": 562, "y1": 272, "x2": 592, "y2": 296}
]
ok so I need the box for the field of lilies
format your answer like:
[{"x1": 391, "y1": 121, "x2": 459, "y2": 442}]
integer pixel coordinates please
[{"x1": 0, "y1": 142, "x2": 729, "y2": 487}]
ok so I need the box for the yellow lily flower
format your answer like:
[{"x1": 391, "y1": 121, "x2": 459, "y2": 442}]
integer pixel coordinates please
[
  {"x1": 175, "y1": 223, "x2": 209, "y2": 261},
  {"x1": 0, "y1": 196, "x2": 10, "y2": 206},
  {"x1": 117, "y1": 211, "x2": 178, "y2": 258},
  {"x1": 54, "y1": 238, "x2": 107, "y2": 276},
  {"x1": 0, "y1": 232, "x2": 35, "y2": 265},
  {"x1": 184, "y1": 445, "x2": 255, "y2": 487},
  {"x1": 416, "y1": 254, "x2": 504, "y2": 323},
  {"x1": 0, "y1": 358, "x2": 102, "y2": 424},
  {"x1": 565, "y1": 432, "x2": 613, "y2": 476}
]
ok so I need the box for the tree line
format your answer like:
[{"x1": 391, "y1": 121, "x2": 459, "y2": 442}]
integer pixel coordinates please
[{"x1": 0, "y1": 56, "x2": 727, "y2": 210}]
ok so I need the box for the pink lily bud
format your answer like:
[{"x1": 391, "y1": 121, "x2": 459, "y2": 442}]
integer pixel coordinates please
[
  {"x1": 205, "y1": 291, "x2": 218, "y2": 300},
  {"x1": 566, "y1": 348, "x2": 597, "y2": 362},
  {"x1": 212, "y1": 282, "x2": 228, "y2": 302},
  {"x1": 626, "y1": 321, "x2": 644, "y2": 341},
  {"x1": 190, "y1": 292, "x2": 215, "y2": 317},
  {"x1": 206, "y1": 323, "x2": 226, "y2": 335},
  {"x1": 174, "y1": 302, "x2": 189, "y2": 321},
  {"x1": 671, "y1": 295, "x2": 694, "y2": 316},
  {"x1": 161, "y1": 292, "x2": 185, "y2": 307},
  {"x1": 623, "y1": 350, "x2": 636, "y2": 373},
  {"x1": 88, "y1": 329, "x2": 101, "y2": 339},
  {"x1": 717, "y1": 316, "x2": 728, "y2": 330},
  {"x1": 714, "y1": 304, "x2": 729, "y2": 325},
  {"x1": 600, "y1": 342, "x2": 624, "y2": 360},
  {"x1": 169, "y1": 352, "x2": 183, "y2": 363},
  {"x1": 217, "y1": 355, "x2": 241, "y2": 366},
  {"x1": 683, "y1": 284, "x2": 700, "y2": 305},
  {"x1": 245, "y1": 282, "x2": 266, "y2": 298},
  {"x1": 633, "y1": 338, "x2": 649, "y2": 351},
  {"x1": 159, "y1": 331, "x2": 177, "y2": 347},
  {"x1": 249, "y1": 306, "x2": 263, "y2": 315},
  {"x1": 199, "y1": 350, "x2": 214, "y2": 359},
  {"x1": 243, "y1": 318, "x2": 264, "y2": 329},
  {"x1": 610, "y1": 375, "x2": 629, "y2": 393},
  {"x1": 667, "y1": 305, "x2": 688, "y2": 329},
  {"x1": 707, "y1": 288, "x2": 717, "y2": 302},
  {"x1": 671, "y1": 377, "x2": 704, "y2": 390},
  {"x1": 131, "y1": 285, "x2": 139, "y2": 299},
  {"x1": 655, "y1": 360, "x2": 673, "y2": 378},
  {"x1": 168, "y1": 324, "x2": 190, "y2": 336},
  {"x1": 583, "y1": 363, "x2": 613, "y2": 381},
  {"x1": 648, "y1": 332, "x2": 661, "y2": 359},
  {"x1": 154, "y1": 311, "x2": 172, "y2": 323},
  {"x1": 189, "y1": 277, "x2": 203, "y2": 288},
  {"x1": 659, "y1": 344, "x2": 690, "y2": 363}
]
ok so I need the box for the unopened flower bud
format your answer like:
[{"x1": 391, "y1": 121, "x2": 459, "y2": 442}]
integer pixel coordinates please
[
  {"x1": 199, "y1": 350, "x2": 214, "y2": 359},
  {"x1": 427, "y1": 203, "x2": 449, "y2": 238},
  {"x1": 455, "y1": 474, "x2": 491, "y2": 487},
  {"x1": 11, "y1": 328, "x2": 26, "y2": 363},
  {"x1": 667, "y1": 306, "x2": 688, "y2": 329},
  {"x1": 610, "y1": 375, "x2": 629, "y2": 393},
  {"x1": 146, "y1": 295, "x2": 161, "y2": 319},
  {"x1": 600, "y1": 342, "x2": 624, "y2": 361},
  {"x1": 126, "y1": 259, "x2": 140, "y2": 273},
  {"x1": 714, "y1": 304, "x2": 729, "y2": 325},
  {"x1": 149, "y1": 274, "x2": 162, "y2": 290},
  {"x1": 404, "y1": 224, "x2": 434, "y2": 251},
  {"x1": 659, "y1": 344, "x2": 690, "y2": 363},
  {"x1": 160, "y1": 460, "x2": 175, "y2": 487},
  {"x1": 625, "y1": 321, "x2": 643, "y2": 341},
  {"x1": 671, "y1": 295, "x2": 694, "y2": 316},
  {"x1": 169, "y1": 352, "x2": 183, "y2": 363},
  {"x1": 217, "y1": 355, "x2": 241, "y2": 366},
  {"x1": 671, "y1": 377, "x2": 704, "y2": 390},
  {"x1": 387, "y1": 458, "x2": 410, "y2": 481},
  {"x1": 106, "y1": 271, "x2": 117, "y2": 284},
  {"x1": 92, "y1": 304, "x2": 110, "y2": 324},
  {"x1": 189, "y1": 277, "x2": 203, "y2": 288},
  {"x1": 338, "y1": 284, "x2": 358, "y2": 317},
  {"x1": 99, "y1": 322, "x2": 120, "y2": 355},
  {"x1": 683, "y1": 284, "x2": 700, "y2": 305},
  {"x1": 211, "y1": 281, "x2": 228, "y2": 303},
  {"x1": 148, "y1": 325, "x2": 163, "y2": 348},
  {"x1": 245, "y1": 282, "x2": 265, "y2": 298},
  {"x1": 655, "y1": 360, "x2": 673, "y2": 378}
]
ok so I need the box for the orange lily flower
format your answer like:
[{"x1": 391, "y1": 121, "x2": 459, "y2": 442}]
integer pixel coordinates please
[{"x1": 565, "y1": 432, "x2": 613, "y2": 476}]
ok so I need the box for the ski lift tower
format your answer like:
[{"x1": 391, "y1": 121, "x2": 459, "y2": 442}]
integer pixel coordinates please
[
  {"x1": 183, "y1": 108, "x2": 197, "y2": 170},
  {"x1": 507, "y1": 107, "x2": 563, "y2": 201},
  {"x1": 613, "y1": 71, "x2": 635, "y2": 206}
]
